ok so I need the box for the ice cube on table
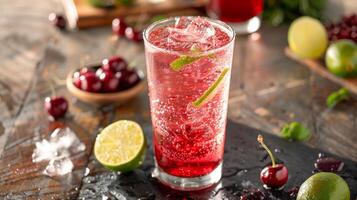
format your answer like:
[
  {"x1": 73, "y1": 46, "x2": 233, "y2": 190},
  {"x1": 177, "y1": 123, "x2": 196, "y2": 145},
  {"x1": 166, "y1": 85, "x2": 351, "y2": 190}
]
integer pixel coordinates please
[
  {"x1": 43, "y1": 157, "x2": 74, "y2": 177},
  {"x1": 50, "y1": 128, "x2": 85, "y2": 153},
  {"x1": 32, "y1": 127, "x2": 85, "y2": 177},
  {"x1": 32, "y1": 139, "x2": 58, "y2": 162}
]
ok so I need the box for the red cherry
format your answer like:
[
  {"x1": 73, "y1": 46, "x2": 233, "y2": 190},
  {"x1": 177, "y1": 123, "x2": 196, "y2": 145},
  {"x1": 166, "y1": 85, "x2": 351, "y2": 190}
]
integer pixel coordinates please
[
  {"x1": 44, "y1": 96, "x2": 68, "y2": 119},
  {"x1": 79, "y1": 67, "x2": 94, "y2": 74},
  {"x1": 350, "y1": 14, "x2": 357, "y2": 25},
  {"x1": 79, "y1": 71, "x2": 102, "y2": 92},
  {"x1": 48, "y1": 13, "x2": 66, "y2": 30},
  {"x1": 339, "y1": 29, "x2": 351, "y2": 39},
  {"x1": 95, "y1": 68, "x2": 105, "y2": 77},
  {"x1": 112, "y1": 18, "x2": 127, "y2": 36},
  {"x1": 260, "y1": 164, "x2": 288, "y2": 189},
  {"x1": 73, "y1": 71, "x2": 81, "y2": 88},
  {"x1": 99, "y1": 70, "x2": 120, "y2": 92},
  {"x1": 125, "y1": 27, "x2": 143, "y2": 42},
  {"x1": 73, "y1": 68, "x2": 96, "y2": 89},
  {"x1": 325, "y1": 14, "x2": 357, "y2": 42},
  {"x1": 257, "y1": 135, "x2": 288, "y2": 189},
  {"x1": 314, "y1": 157, "x2": 344, "y2": 172},
  {"x1": 102, "y1": 56, "x2": 128, "y2": 72},
  {"x1": 118, "y1": 69, "x2": 141, "y2": 90}
]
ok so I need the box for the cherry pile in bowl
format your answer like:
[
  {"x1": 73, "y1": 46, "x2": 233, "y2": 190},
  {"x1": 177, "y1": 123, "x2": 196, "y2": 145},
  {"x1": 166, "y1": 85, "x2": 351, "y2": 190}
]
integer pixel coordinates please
[
  {"x1": 326, "y1": 14, "x2": 357, "y2": 43},
  {"x1": 72, "y1": 56, "x2": 141, "y2": 93}
]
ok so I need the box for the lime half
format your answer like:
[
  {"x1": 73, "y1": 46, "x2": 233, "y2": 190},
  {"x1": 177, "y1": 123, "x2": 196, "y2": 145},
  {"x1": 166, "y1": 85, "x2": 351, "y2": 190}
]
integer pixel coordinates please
[
  {"x1": 297, "y1": 172, "x2": 350, "y2": 200},
  {"x1": 192, "y1": 67, "x2": 229, "y2": 107},
  {"x1": 94, "y1": 120, "x2": 146, "y2": 172}
]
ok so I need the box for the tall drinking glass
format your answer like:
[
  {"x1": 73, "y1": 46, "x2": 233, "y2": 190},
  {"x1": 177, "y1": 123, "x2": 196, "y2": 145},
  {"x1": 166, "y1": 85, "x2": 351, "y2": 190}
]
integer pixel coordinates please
[
  {"x1": 207, "y1": 0, "x2": 263, "y2": 34},
  {"x1": 143, "y1": 17, "x2": 235, "y2": 191}
]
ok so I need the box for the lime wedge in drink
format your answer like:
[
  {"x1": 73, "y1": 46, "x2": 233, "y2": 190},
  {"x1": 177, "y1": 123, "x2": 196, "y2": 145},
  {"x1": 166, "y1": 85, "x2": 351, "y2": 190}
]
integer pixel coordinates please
[
  {"x1": 94, "y1": 120, "x2": 146, "y2": 172},
  {"x1": 170, "y1": 55, "x2": 201, "y2": 71},
  {"x1": 170, "y1": 53, "x2": 216, "y2": 71},
  {"x1": 192, "y1": 67, "x2": 229, "y2": 107}
]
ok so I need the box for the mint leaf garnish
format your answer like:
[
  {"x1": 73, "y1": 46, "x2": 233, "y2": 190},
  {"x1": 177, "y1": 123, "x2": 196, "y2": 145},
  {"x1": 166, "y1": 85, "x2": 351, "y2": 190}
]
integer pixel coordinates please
[
  {"x1": 280, "y1": 122, "x2": 311, "y2": 141},
  {"x1": 326, "y1": 88, "x2": 349, "y2": 108},
  {"x1": 170, "y1": 55, "x2": 200, "y2": 71}
]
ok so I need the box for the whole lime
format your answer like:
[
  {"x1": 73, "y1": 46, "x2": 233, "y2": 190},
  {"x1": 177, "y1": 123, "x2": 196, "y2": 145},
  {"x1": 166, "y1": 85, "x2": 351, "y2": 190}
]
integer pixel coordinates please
[
  {"x1": 288, "y1": 16, "x2": 328, "y2": 59},
  {"x1": 325, "y1": 39, "x2": 357, "y2": 77},
  {"x1": 297, "y1": 172, "x2": 350, "y2": 200}
]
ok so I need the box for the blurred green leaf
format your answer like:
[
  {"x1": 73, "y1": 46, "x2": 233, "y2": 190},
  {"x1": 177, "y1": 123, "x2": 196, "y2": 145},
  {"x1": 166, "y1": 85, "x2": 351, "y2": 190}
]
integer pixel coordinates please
[
  {"x1": 263, "y1": 8, "x2": 284, "y2": 26},
  {"x1": 326, "y1": 88, "x2": 350, "y2": 108},
  {"x1": 119, "y1": 0, "x2": 134, "y2": 6},
  {"x1": 263, "y1": 0, "x2": 326, "y2": 25},
  {"x1": 299, "y1": 0, "x2": 310, "y2": 15},
  {"x1": 280, "y1": 122, "x2": 311, "y2": 141},
  {"x1": 282, "y1": 0, "x2": 299, "y2": 9},
  {"x1": 271, "y1": 9, "x2": 285, "y2": 26},
  {"x1": 266, "y1": 0, "x2": 278, "y2": 7},
  {"x1": 150, "y1": 15, "x2": 167, "y2": 23}
]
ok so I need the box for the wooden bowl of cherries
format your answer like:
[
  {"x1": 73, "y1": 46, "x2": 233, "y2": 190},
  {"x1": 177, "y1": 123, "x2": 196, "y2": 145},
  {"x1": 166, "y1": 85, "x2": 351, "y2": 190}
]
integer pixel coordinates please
[{"x1": 66, "y1": 56, "x2": 145, "y2": 105}]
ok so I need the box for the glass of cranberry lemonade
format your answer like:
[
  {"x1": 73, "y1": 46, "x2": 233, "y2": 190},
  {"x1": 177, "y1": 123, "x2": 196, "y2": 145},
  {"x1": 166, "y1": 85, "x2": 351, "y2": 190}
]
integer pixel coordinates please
[{"x1": 143, "y1": 17, "x2": 235, "y2": 190}]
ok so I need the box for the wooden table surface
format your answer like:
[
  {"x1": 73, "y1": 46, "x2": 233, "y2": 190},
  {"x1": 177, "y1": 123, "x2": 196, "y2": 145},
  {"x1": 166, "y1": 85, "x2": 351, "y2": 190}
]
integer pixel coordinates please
[{"x1": 0, "y1": 0, "x2": 356, "y2": 199}]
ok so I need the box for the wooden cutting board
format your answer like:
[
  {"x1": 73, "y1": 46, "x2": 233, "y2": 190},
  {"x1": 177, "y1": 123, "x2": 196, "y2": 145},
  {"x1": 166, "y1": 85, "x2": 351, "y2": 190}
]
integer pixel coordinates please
[
  {"x1": 61, "y1": 0, "x2": 207, "y2": 29},
  {"x1": 285, "y1": 47, "x2": 357, "y2": 94}
]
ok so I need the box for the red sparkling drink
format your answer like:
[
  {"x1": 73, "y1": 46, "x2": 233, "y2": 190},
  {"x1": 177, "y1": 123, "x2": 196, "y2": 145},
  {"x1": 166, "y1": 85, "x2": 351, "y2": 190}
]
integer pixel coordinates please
[
  {"x1": 144, "y1": 17, "x2": 235, "y2": 190},
  {"x1": 207, "y1": 0, "x2": 263, "y2": 23}
]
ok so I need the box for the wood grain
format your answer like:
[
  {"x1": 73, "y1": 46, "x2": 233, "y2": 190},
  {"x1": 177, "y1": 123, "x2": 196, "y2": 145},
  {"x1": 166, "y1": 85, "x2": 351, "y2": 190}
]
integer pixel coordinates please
[{"x1": 285, "y1": 47, "x2": 357, "y2": 94}]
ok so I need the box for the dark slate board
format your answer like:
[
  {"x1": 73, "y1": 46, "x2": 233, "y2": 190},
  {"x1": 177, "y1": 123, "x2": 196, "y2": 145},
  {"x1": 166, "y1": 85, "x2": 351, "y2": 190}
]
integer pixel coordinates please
[{"x1": 79, "y1": 120, "x2": 357, "y2": 200}]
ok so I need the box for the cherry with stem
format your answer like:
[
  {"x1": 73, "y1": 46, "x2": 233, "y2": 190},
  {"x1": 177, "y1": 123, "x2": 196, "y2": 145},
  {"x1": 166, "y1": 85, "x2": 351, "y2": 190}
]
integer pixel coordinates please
[
  {"x1": 257, "y1": 134, "x2": 288, "y2": 190},
  {"x1": 44, "y1": 79, "x2": 68, "y2": 120}
]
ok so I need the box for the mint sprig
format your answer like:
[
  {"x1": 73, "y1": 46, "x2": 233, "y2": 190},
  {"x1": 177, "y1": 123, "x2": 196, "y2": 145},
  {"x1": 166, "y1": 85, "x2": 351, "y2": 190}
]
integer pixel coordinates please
[
  {"x1": 280, "y1": 122, "x2": 311, "y2": 141},
  {"x1": 326, "y1": 88, "x2": 349, "y2": 108}
]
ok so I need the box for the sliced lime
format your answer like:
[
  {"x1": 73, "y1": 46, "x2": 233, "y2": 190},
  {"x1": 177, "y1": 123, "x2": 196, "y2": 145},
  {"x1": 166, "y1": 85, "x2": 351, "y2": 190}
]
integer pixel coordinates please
[
  {"x1": 170, "y1": 53, "x2": 216, "y2": 71},
  {"x1": 192, "y1": 67, "x2": 229, "y2": 107},
  {"x1": 170, "y1": 55, "x2": 201, "y2": 71},
  {"x1": 94, "y1": 120, "x2": 146, "y2": 172}
]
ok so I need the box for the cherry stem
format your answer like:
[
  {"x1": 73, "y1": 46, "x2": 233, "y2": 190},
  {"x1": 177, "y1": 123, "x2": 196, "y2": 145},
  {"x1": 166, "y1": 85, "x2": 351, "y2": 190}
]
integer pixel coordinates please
[
  {"x1": 257, "y1": 134, "x2": 276, "y2": 167},
  {"x1": 49, "y1": 80, "x2": 56, "y2": 97},
  {"x1": 110, "y1": 36, "x2": 118, "y2": 55}
]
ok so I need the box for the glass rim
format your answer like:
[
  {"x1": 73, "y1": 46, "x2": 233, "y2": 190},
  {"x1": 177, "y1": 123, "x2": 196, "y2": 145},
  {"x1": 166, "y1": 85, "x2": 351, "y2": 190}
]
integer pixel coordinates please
[{"x1": 143, "y1": 16, "x2": 236, "y2": 55}]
